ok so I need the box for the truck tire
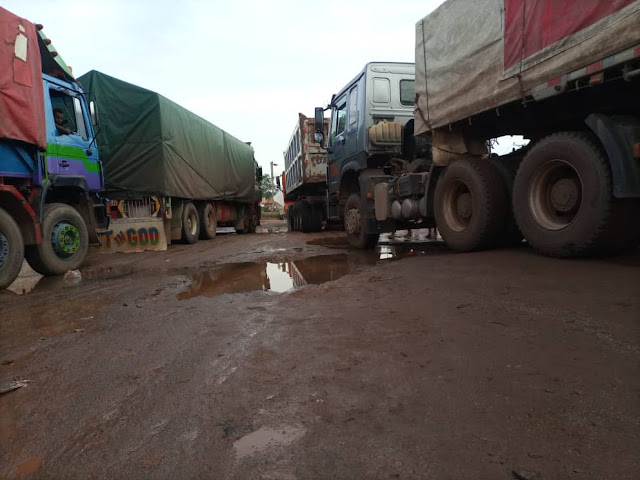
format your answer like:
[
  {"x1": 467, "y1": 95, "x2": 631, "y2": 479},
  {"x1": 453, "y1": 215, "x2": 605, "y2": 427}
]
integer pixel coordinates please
[
  {"x1": 199, "y1": 202, "x2": 217, "y2": 240},
  {"x1": 235, "y1": 207, "x2": 254, "y2": 234},
  {"x1": 344, "y1": 193, "x2": 379, "y2": 249},
  {"x1": 488, "y1": 156, "x2": 523, "y2": 247},
  {"x1": 247, "y1": 208, "x2": 258, "y2": 234},
  {"x1": 25, "y1": 203, "x2": 89, "y2": 276},
  {"x1": 311, "y1": 204, "x2": 323, "y2": 232},
  {"x1": 0, "y1": 208, "x2": 25, "y2": 289},
  {"x1": 181, "y1": 202, "x2": 200, "y2": 244},
  {"x1": 292, "y1": 204, "x2": 300, "y2": 232},
  {"x1": 434, "y1": 158, "x2": 508, "y2": 252},
  {"x1": 513, "y1": 132, "x2": 637, "y2": 257},
  {"x1": 287, "y1": 206, "x2": 295, "y2": 231},
  {"x1": 249, "y1": 214, "x2": 258, "y2": 234},
  {"x1": 300, "y1": 201, "x2": 313, "y2": 233}
]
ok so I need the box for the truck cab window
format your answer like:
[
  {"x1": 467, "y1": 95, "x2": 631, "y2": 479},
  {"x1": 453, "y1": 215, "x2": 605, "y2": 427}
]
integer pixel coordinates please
[
  {"x1": 330, "y1": 102, "x2": 347, "y2": 146},
  {"x1": 50, "y1": 91, "x2": 88, "y2": 140},
  {"x1": 336, "y1": 104, "x2": 347, "y2": 134},
  {"x1": 349, "y1": 86, "x2": 358, "y2": 126},
  {"x1": 400, "y1": 80, "x2": 415, "y2": 106},
  {"x1": 372, "y1": 78, "x2": 390, "y2": 104}
]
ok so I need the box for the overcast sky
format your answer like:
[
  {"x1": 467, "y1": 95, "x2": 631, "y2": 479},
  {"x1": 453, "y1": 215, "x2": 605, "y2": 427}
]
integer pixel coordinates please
[{"x1": 7, "y1": 0, "x2": 447, "y2": 177}]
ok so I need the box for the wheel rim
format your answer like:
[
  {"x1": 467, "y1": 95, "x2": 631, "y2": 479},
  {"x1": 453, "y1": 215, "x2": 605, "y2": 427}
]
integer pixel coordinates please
[
  {"x1": 188, "y1": 213, "x2": 198, "y2": 235},
  {"x1": 51, "y1": 221, "x2": 80, "y2": 259},
  {"x1": 344, "y1": 204, "x2": 361, "y2": 235},
  {"x1": 0, "y1": 228, "x2": 9, "y2": 269},
  {"x1": 441, "y1": 180, "x2": 473, "y2": 232},
  {"x1": 529, "y1": 159, "x2": 582, "y2": 230}
]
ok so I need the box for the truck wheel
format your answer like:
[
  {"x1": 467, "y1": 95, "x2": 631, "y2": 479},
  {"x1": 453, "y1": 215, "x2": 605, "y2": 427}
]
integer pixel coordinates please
[
  {"x1": 434, "y1": 158, "x2": 508, "y2": 252},
  {"x1": 247, "y1": 208, "x2": 258, "y2": 234},
  {"x1": 287, "y1": 206, "x2": 295, "y2": 231},
  {"x1": 311, "y1": 205, "x2": 323, "y2": 232},
  {"x1": 293, "y1": 204, "x2": 301, "y2": 232},
  {"x1": 344, "y1": 193, "x2": 379, "y2": 249},
  {"x1": 25, "y1": 203, "x2": 89, "y2": 276},
  {"x1": 513, "y1": 132, "x2": 635, "y2": 257},
  {"x1": 199, "y1": 202, "x2": 217, "y2": 240},
  {"x1": 181, "y1": 202, "x2": 200, "y2": 244},
  {"x1": 0, "y1": 208, "x2": 25, "y2": 289},
  {"x1": 300, "y1": 201, "x2": 313, "y2": 233},
  {"x1": 489, "y1": 156, "x2": 523, "y2": 247}
]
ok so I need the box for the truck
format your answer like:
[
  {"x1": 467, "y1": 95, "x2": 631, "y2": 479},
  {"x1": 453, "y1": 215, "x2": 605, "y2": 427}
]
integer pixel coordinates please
[
  {"x1": 77, "y1": 71, "x2": 262, "y2": 253},
  {"x1": 0, "y1": 8, "x2": 107, "y2": 289},
  {"x1": 313, "y1": 1, "x2": 640, "y2": 257},
  {"x1": 282, "y1": 113, "x2": 329, "y2": 233},
  {"x1": 311, "y1": 62, "x2": 432, "y2": 247}
]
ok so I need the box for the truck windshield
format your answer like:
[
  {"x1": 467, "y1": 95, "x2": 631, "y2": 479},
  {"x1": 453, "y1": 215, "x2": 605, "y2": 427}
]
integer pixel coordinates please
[
  {"x1": 50, "y1": 90, "x2": 88, "y2": 140},
  {"x1": 400, "y1": 80, "x2": 415, "y2": 106}
]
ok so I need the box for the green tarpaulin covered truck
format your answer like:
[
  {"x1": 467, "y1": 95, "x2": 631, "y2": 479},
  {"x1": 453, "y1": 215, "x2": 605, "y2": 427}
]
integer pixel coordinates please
[{"x1": 78, "y1": 71, "x2": 261, "y2": 252}]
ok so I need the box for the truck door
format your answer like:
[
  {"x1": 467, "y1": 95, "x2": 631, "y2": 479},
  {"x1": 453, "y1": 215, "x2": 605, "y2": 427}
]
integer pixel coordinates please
[
  {"x1": 345, "y1": 84, "x2": 359, "y2": 159},
  {"x1": 47, "y1": 88, "x2": 101, "y2": 191},
  {"x1": 327, "y1": 94, "x2": 347, "y2": 191}
]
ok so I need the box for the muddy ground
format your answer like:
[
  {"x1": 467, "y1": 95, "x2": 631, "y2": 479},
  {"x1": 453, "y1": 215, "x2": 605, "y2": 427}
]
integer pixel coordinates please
[{"x1": 1, "y1": 220, "x2": 639, "y2": 479}]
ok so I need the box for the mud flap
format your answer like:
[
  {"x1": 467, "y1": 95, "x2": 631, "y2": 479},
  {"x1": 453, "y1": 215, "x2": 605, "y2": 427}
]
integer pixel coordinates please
[{"x1": 96, "y1": 217, "x2": 167, "y2": 253}]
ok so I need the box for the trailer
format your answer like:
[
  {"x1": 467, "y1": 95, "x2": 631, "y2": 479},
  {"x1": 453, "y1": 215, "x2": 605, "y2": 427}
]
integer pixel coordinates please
[
  {"x1": 411, "y1": 0, "x2": 640, "y2": 256},
  {"x1": 282, "y1": 113, "x2": 329, "y2": 233},
  {"x1": 78, "y1": 71, "x2": 262, "y2": 253},
  {"x1": 0, "y1": 8, "x2": 107, "y2": 289}
]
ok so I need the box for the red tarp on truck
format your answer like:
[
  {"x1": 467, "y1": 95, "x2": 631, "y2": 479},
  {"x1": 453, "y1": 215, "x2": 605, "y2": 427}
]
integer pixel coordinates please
[
  {"x1": 504, "y1": 0, "x2": 637, "y2": 73},
  {"x1": 415, "y1": 0, "x2": 640, "y2": 135},
  {"x1": 0, "y1": 7, "x2": 46, "y2": 150}
]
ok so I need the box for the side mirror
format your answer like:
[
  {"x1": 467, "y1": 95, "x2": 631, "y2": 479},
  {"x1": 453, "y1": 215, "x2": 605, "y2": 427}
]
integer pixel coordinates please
[
  {"x1": 257, "y1": 166, "x2": 263, "y2": 181},
  {"x1": 276, "y1": 176, "x2": 281, "y2": 190},
  {"x1": 314, "y1": 107, "x2": 325, "y2": 144},
  {"x1": 89, "y1": 100, "x2": 99, "y2": 126}
]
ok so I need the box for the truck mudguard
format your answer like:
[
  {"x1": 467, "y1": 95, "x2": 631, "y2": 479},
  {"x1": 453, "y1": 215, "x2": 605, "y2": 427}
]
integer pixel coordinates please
[{"x1": 585, "y1": 114, "x2": 640, "y2": 198}]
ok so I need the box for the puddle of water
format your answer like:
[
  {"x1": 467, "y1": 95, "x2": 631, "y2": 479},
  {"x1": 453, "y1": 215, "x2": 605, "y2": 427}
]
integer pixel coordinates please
[
  {"x1": 177, "y1": 242, "x2": 448, "y2": 300},
  {"x1": 233, "y1": 425, "x2": 305, "y2": 460},
  {"x1": 6, "y1": 260, "x2": 136, "y2": 296},
  {"x1": 178, "y1": 254, "x2": 366, "y2": 300}
]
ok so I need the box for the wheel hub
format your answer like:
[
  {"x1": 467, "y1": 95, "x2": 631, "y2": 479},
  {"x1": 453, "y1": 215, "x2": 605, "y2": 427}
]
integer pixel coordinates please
[
  {"x1": 51, "y1": 221, "x2": 80, "y2": 258},
  {"x1": 442, "y1": 180, "x2": 472, "y2": 232},
  {"x1": 456, "y1": 192, "x2": 473, "y2": 220},
  {"x1": 549, "y1": 178, "x2": 579, "y2": 212},
  {"x1": 529, "y1": 159, "x2": 583, "y2": 231},
  {"x1": 0, "y1": 228, "x2": 9, "y2": 268},
  {"x1": 345, "y1": 207, "x2": 361, "y2": 235},
  {"x1": 188, "y1": 214, "x2": 197, "y2": 235}
]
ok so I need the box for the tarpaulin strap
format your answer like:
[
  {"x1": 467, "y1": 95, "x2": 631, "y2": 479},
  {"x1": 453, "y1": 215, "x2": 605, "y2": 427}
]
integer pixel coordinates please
[
  {"x1": 418, "y1": 18, "x2": 431, "y2": 129},
  {"x1": 515, "y1": 0, "x2": 527, "y2": 99}
]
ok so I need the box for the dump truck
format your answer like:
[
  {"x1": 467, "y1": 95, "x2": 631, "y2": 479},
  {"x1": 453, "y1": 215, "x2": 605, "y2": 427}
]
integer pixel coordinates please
[
  {"x1": 77, "y1": 71, "x2": 262, "y2": 253},
  {"x1": 312, "y1": 62, "x2": 432, "y2": 247},
  {"x1": 281, "y1": 113, "x2": 330, "y2": 232},
  {"x1": 314, "y1": 2, "x2": 640, "y2": 257},
  {"x1": 0, "y1": 8, "x2": 107, "y2": 289}
]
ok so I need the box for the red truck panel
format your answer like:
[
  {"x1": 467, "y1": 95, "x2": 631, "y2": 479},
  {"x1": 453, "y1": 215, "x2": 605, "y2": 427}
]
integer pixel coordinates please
[
  {"x1": 504, "y1": 0, "x2": 636, "y2": 71},
  {"x1": 0, "y1": 7, "x2": 46, "y2": 150},
  {"x1": 415, "y1": 0, "x2": 640, "y2": 135}
]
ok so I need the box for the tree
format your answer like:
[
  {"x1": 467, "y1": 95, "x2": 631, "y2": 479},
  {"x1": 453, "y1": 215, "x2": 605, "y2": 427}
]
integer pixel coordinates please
[{"x1": 260, "y1": 174, "x2": 274, "y2": 200}]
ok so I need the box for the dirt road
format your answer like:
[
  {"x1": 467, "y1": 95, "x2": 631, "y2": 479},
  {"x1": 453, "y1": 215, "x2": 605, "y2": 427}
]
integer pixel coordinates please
[{"x1": 1, "y1": 222, "x2": 639, "y2": 479}]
